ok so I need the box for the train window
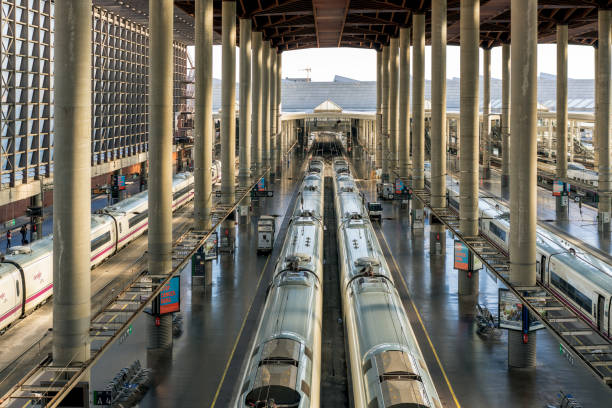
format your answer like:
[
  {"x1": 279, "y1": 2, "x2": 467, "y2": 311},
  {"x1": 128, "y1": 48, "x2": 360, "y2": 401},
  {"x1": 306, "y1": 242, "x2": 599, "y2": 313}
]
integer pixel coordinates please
[
  {"x1": 550, "y1": 272, "x2": 592, "y2": 314},
  {"x1": 15, "y1": 281, "x2": 19, "y2": 297},
  {"x1": 90, "y1": 231, "x2": 111, "y2": 252},
  {"x1": 128, "y1": 211, "x2": 148, "y2": 228},
  {"x1": 489, "y1": 222, "x2": 507, "y2": 242},
  {"x1": 172, "y1": 185, "x2": 191, "y2": 200}
]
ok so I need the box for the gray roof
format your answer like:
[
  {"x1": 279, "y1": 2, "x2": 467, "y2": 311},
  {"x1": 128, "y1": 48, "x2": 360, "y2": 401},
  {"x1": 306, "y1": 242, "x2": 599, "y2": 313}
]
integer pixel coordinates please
[{"x1": 211, "y1": 74, "x2": 594, "y2": 114}]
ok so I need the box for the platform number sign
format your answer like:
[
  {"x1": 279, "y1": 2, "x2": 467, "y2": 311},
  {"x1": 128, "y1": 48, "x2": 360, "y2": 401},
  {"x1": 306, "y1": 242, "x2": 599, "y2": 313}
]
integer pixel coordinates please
[{"x1": 93, "y1": 390, "x2": 112, "y2": 405}]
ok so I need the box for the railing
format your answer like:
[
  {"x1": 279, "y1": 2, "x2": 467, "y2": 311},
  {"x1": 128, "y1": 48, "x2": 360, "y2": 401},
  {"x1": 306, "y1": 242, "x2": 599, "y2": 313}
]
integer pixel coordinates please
[
  {"x1": 408, "y1": 182, "x2": 612, "y2": 388},
  {"x1": 0, "y1": 169, "x2": 270, "y2": 407}
]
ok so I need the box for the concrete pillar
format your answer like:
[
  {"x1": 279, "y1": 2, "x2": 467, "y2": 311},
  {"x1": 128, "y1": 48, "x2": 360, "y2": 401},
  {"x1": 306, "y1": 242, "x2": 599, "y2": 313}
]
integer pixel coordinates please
[
  {"x1": 252, "y1": 31, "x2": 263, "y2": 176},
  {"x1": 482, "y1": 47, "x2": 491, "y2": 178},
  {"x1": 194, "y1": 0, "x2": 213, "y2": 231},
  {"x1": 147, "y1": 0, "x2": 174, "y2": 358},
  {"x1": 399, "y1": 27, "x2": 411, "y2": 179},
  {"x1": 431, "y1": 0, "x2": 447, "y2": 208},
  {"x1": 459, "y1": 0, "x2": 480, "y2": 297},
  {"x1": 270, "y1": 46, "x2": 277, "y2": 176},
  {"x1": 221, "y1": 0, "x2": 236, "y2": 209},
  {"x1": 239, "y1": 19, "x2": 252, "y2": 188},
  {"x1": 277, "y1": 54, "x2": 282, "y2": 155},
  {"x1": 30, "y1": 191, "x2": 43, "y2": 242},
  {"x1": 509, "y1": 0, "x2": 538, "y2": 367},
  {"x1": 376, "y1": 51, "x2": 383, "y2": 168},
  {"x1": 501, "y1": 43, "x2": 511, "y2": 199},
  {"x1": 381, "y1": 45, "x2": 390, "y2": 180},
  {"x1": 411, "y1": 14, "x2": 426, "y2": 229},
  {"x1": 555, "y1": 25, "x2": 569, "y2": 220},
  {"x1": 597, "y1": 9, "x2": 611, "y2": 232},
  {"x1": 53, "y1": 0, "x2": 91, "y2": 365},
  {"x1": 262, "y1": 42, "x2": 270, "y2": 170},
  {"x1": 594, "y1": 46, "x2": 599, "y2": 169},
  {"x1": 459, "y1": 0, "x2": 479, "y2": 237},
  {"x1": 389, "y1": 37, "x2": 400, "y2": 173}
]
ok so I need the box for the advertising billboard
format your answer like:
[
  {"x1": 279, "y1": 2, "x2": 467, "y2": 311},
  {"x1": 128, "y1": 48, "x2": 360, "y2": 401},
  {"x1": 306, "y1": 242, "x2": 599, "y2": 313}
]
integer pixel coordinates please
[
  {"x1": 204, "y1": 232, "x2": 218, "y2": 261},
  {"x1": 498, "y1": 288, "x2": 544, "y2": 331},
  {"x1": 159, "y1": 276, "x2": 180, "y2": 315},
  {"x1": 454, "y1": 240, "x2": 469, "y2": 271}
]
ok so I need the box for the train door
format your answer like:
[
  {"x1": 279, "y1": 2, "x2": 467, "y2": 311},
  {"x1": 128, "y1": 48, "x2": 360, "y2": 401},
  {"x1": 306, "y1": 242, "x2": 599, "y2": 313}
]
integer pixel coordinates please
[
  {"x1": 537, "y1": 255, "x2": 546, "y2": 282},
  {"x1": 597, "y1": 294, "x2": 604, "y2": 332}
]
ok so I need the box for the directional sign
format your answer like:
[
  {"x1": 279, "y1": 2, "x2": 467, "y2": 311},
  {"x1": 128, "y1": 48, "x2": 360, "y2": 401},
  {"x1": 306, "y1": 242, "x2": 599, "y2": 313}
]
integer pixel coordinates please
[{"x1": 93, "y1": 390, "x2": 112, "y2": 405}]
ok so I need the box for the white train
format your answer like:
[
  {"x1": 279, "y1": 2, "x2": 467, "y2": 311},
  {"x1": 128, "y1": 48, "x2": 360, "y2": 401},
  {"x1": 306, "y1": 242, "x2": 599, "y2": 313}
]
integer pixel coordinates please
[
  {"x1": 237, "y1": 167, "x2": 324, "y2": 408},
  {"x1": 444, "y1": 181, "x2": 612, "y2": 338},
  {"x1": 0, "y1": 162, "x2": 221, "y2": 334},
  {"x1": 333, "y1": 161, "x2": 442, "y2": 408}
]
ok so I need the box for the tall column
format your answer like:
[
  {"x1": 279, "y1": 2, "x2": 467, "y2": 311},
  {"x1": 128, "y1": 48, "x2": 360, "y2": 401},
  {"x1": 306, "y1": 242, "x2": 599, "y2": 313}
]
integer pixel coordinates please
[
  {"x1": 376, "y1": 51, "x2": 383, "y2": 168},
  {"x1": 399, "y1": 27, "x2": 411, "y2": 179},
  {"x1": 501, "y1": 43, "x2": 511, "y2": 199},
  {"x1": 381, "y1": 45, "x2": 390, "y2": 180},
  {"x1": 239, "y1": 19, "x2": 252, "y2": 187},
  {"x1": 221, "y1": 0, "x2": 236, "y2": 207},
  {"x1": 431, "y1": 0, "x2": 447, "y2": 208},
  {"x1": 270, "y1": 46, "x2": 277, "y2": 176},
  {"x1": 194, "y1": 0, "x2": 213, "y2": 231},
  {"x1": 597, "y1": 9, "x2": 611, "y2": 232},
  {"x1": 262, "y1": 42, "x2": 270, "y2": 170},
  {"x1": 594, "y1": 47, "x2": 599, "y2": 169},
  {"x1": 411, "y1": 13, "x2": 426, "y2": 229},
  {"x1": 556, "y1": 24, "x2": 569, "y2": 220},
  {"x1": 277, "y1": 53, "x2": 283, "y2": 160},
  {"x1": 482, "y1": 47, "x2": 491, "y2": 178},
  {"x1": 460, "y1": 0, "x2": 479, "y2": 237},
  {"x1": 147, "y1": 0, "x2": 174, "y2": 356},
  {"x1": 252, "y1": 31, "x2": 263, "y2": 176},
  {"x1": 459, "y1": 0, "x2": 479, "y2": 297},
  {"x1": 509, "y1": 0, "x2": 538, "y2": 367},
  {"x1": 389, "y1": 37, "x2": 400, "y2": 173},
  {"x1": 53, "y1": 0, "x2": 91, "y2": 365}
]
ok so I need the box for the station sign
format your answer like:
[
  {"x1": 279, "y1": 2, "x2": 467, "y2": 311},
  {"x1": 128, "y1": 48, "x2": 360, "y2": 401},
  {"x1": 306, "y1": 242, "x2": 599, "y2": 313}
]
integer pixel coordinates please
[
  {"x1": 498, "y1": 288, "x2": 545, "y2": 332},
  {"x1": 158, "y1": 276, "x2": 180, "y2": 315},
  {"x1": 453, "y1": 240, "x2": 482, "y2": 271},
  {"x1": 257, "y1": 177, "x2": 265, "y2": 191},
  {"x1": 112, "y1": 174, "x2": 126, "y2": 191}
]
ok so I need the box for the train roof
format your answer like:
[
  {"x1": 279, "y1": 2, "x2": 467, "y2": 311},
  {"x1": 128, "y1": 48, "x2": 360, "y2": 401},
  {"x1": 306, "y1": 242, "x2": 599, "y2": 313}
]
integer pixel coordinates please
[
  {"x1": 278, "y1": 220, "x2": 321, "y2": 275},
  {"x1": 341, "y1": 219, "x2": 391, "y2": 283},
  {"x1": 551, "y1": 251, "x2": 612, "y2": 293},
  {"x1": 3, "y1": 236, "x2": 53, "y2": 267}
]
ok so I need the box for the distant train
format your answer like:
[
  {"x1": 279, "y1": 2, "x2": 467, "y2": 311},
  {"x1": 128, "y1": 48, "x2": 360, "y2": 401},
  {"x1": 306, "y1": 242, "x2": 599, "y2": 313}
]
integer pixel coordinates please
[
  {"x1": 0, "y1": 161, "x2": 221, "y2": 334},
  {"x1": 237, "y1": 162, "x2": 324, "y2": 407},
  {"x1": 333, "y1": 159, "x2": 442, "y2": 408},
  {"x1": 443, "y1": 179, "x2": 612, "y2": 338}
]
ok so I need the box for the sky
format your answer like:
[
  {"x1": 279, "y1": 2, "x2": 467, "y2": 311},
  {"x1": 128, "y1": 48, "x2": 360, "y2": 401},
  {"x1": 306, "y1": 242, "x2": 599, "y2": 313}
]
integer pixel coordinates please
[{"x1": 194, "y1": 43, "x2": 596, "y2": 82}]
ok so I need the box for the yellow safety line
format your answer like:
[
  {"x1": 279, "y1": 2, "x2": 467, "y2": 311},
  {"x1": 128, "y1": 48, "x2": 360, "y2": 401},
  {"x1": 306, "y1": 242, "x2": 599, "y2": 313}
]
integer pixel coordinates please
[
  {"x1": 378, "y1": 230, "x2": 462, "y2": 408},
  {"x1": 210, "y1": 255, "x2": 271, "y2": 408}
]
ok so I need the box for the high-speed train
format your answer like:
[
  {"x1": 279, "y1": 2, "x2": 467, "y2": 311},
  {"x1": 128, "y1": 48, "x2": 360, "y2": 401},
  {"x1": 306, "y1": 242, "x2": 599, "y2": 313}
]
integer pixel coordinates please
[
  {"x1": 333, "y1": 159, "x2": 442, "y2": 408},
  {"x1": 237, "y1": 164, "x2": 324, "y2": 408},
  {"x1": 0, "y1": 162, "x2": 221, "y2": 333},
  {"x1": 442, "y1": 178, "x2": 612, "y2": 338}
]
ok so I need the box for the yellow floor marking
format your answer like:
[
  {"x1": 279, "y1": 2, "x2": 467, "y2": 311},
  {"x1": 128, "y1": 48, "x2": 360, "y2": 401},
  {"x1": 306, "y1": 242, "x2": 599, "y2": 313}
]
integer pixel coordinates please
[
  {"x1": 378, "y1": 229, "x2": 462, "y2": 408},
  {"x1": 210, "y1": 256, "x2": 271, "y2": 408}
]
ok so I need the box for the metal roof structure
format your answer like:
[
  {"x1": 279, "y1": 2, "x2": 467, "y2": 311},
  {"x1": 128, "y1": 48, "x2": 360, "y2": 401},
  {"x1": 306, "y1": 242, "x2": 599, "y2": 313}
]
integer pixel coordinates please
[
  {"x1": 211, "y1": 74, "x2": 594, "y2": 113},
  {"x1": 169, "y1": 1, "x2": 611, "y2": 49}
]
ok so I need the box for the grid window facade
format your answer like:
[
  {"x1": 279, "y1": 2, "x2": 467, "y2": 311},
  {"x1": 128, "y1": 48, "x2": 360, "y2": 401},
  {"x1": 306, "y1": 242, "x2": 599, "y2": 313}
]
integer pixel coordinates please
[{"x1": 0, "y1": 0, "x2": 187, "y2": 191}]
